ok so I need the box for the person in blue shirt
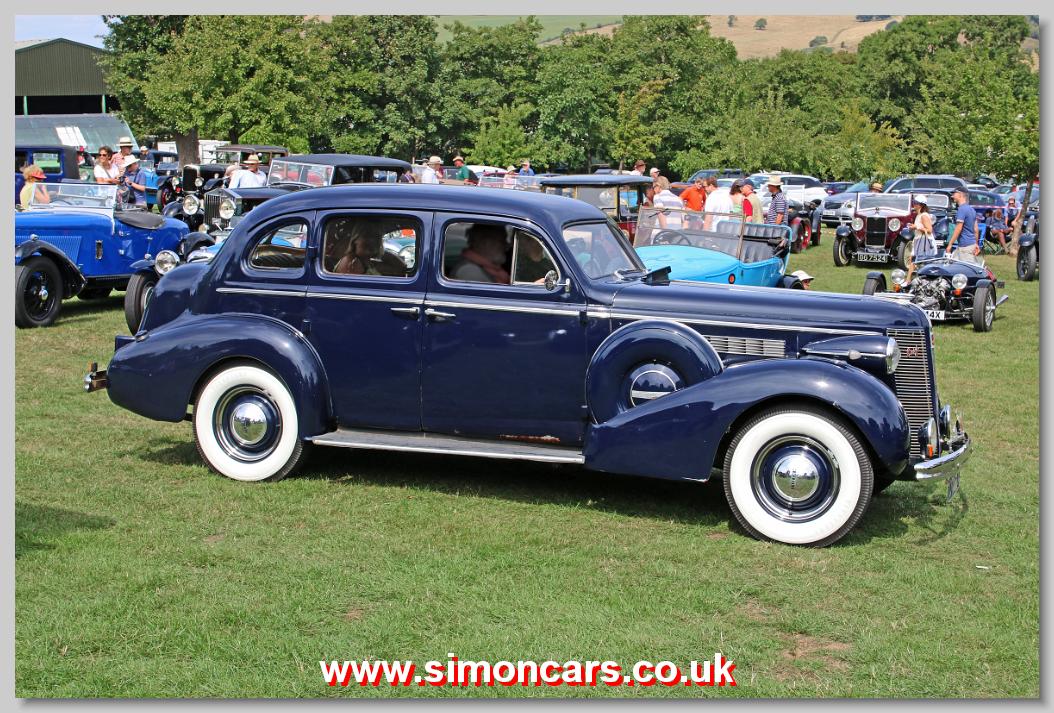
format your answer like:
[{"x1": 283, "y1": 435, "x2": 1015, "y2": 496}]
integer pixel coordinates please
[
  {"x1": 946, "y1": 186, "x2": 981, "y2": 264},
  {"x1": 518, "y1": 159, "x2": 535, "y2": 176},
  {"x1": 120, "y1": 155, "x2": 148, "y2": 207}
]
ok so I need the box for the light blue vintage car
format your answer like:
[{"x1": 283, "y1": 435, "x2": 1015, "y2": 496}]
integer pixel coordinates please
[{"x1": 634, "y1": 207, "x2": 802, "y2": 288}]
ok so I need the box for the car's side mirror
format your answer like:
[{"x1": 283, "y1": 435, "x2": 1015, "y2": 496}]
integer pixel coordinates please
[{"x1": 544, "y1": 270, "x2": 571, "y2": 294}]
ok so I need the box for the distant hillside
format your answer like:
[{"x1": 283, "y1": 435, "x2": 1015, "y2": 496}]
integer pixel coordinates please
[
  {"x1": 706, "y1": 15, "x2": 903, "y2": 57},
  {"x1": 434, "y1": 16, "x2": 623, "y2": 44}
]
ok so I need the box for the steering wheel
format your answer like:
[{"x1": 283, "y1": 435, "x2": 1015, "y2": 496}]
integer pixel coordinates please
[{"x1": 653, "y1": 230, "x2": 691, "y2": 246}]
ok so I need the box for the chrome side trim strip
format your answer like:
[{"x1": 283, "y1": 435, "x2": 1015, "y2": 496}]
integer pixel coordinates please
[
  {"x1": 217, "y1": 286, "x2": 306, "y2": 297},
  {"x1": 425, "y1": 298, "x2": 581, "y2": 317},
  {"x1": 592, "y1": 308, "x2": 875, "y2": 336},
  {"x1": 309, "y1": 292, "x2": 422, "y2": 305}
]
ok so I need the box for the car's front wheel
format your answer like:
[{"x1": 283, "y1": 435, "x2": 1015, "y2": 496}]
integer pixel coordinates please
[
  {"x1": 124, "y1": 272, "x2": 158, "y2": 333},
  {"x1": 833, "y1": 237, "x2": 850, "y2": 267},
  {"x1": 15, "y1": 257, "x2": 63, "y2": 328},
  {"x1": 722, "y1": 406, "x2": 873, "y2": 546},
  {"x1": 972, "y1": 283, "x2": 995, "y2": 332},
  {"x1": 193, "y1": 363, "x2": 309, "y2": 482}
]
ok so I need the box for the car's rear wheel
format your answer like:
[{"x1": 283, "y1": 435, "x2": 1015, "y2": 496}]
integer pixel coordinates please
[
  {"x1": 193, "y1": 364, "x2": 309, "y2": 482},
  {"x1": 1017, "y1": 246, "x2": 1037, "y2": 281},
  {"x1": 833, "y1": 237, "x2": 850, "y2": 267},
  {"x1": 790, "y1": 222, "x2": 803, "y2": 254},
  {"x1": 124, "y1": 272, "x2": 158, "y2": 333},
  {"x1": 972, "y1": 284, "x2": 995, "y2": 332},
  {"x1": 15, "y1": 257, "x2": 63, "y2": 328},
  {"x1": 722, "y1": 406, "x2": 873, "y2": 546}
]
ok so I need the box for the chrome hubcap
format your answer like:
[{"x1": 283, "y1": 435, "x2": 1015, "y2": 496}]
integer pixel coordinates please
[
  {"x1": 229, "y1": 402, "x2": 269, "y2": 446},
  {"x1": 213, "y1": 387, "x2": 281, "y2": 462},
  {"x1": 751, "y1": 435, "x2": 840, "y2": 523}
]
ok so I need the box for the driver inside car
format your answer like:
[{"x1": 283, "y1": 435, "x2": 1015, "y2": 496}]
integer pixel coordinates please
[{"x1": 451, "y1": 224, "x2": 510, "y2": 284}]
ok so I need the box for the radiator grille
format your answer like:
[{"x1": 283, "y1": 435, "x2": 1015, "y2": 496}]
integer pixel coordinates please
[
  {"x1": 889, "y1": 329, "x2": 936, "y2": 459},
  {"x1": 704, "y1": 334, "x2": 785, "y2": 358},
  {"x1": 865, "y1": 217, "x2": 887, "y2": 247},
  {"x1": 204, "y1": 192, "x2": 228, "y2": 230}
]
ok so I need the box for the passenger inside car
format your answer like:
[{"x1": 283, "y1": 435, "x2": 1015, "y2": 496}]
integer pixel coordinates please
[
  {"x1": 322, "y1": 216, "x2": 417, "y2": 277},
  {"x1": 449, "y1": 223, "x2": 511, "y2": 284}
]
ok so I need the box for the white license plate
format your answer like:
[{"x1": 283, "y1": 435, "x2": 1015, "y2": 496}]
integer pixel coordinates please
[
  {"x1": 823, "y1": 210, "x2": 836, "y2": 217},
  {"x1": 924, "y1": 310, "x2": 946, "y2": 321},
  {"x1": 854, "y1": 252, "x2": 888, "y2": 263}
]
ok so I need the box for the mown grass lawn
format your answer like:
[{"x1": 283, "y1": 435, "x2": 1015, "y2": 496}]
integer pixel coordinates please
[{"x1": 15, "y1": 245, "x2": 1038, "y2": 698}]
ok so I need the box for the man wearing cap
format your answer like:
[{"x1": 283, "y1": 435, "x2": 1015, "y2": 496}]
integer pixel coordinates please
[
  {"x1": 649, "y1": 167, "x2": 661, "y2": 181},
  {"x1": 452, "y1": 156, "x2": 471, "y2": 182},
  {"x1": 113, "y1": 136, "x2": 136, "y2": 172},
  {"x1": 791, "y1": 270, "x2": 815, "y2": 290},
  {"x1": 630, "y1": 160, "x2": 647, "y2": 176},
  {"x1": 420, "y1": 156, "x2": 442, "y2": 184},
  {"x1": 229, "y1": 155, "x2": 268, "y2": 189},
  {"x1": 120, "y1": 155, "x2": 148, "y2": 206},
  {"x1": 946, "y1": 186, "x2": 982, "y2": 264},
  {"x1": 870, "y1": 182, "x2": 884, "y2": 193},
  {"x1": 765, "y1": 176, "x2": 788, "y2": 225},
  {"x1": 741, "y1": 180, "x2": 763, "y2": 223},
  {"x1": 139, "y1": 145, "x2": 151, "y2": 161},
  {"x1": 518, "y1": 160, "x2": 535, "y2": 177}
]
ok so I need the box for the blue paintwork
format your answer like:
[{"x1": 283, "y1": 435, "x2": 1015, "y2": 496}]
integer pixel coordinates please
[
  {"x1": 14, "y1": 202, "x2": 188, "y2": 294},
  {"x1": 636, "y1": 242, "x2": 786, "y2": 286},
  {"x1": 104, "y1": 183, "x2": 949, "y2": 485}
]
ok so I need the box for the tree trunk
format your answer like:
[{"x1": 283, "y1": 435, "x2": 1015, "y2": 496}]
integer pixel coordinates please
[
  {"x1": 174, "y1": 128, "x2": 200, "y2": 165},
  {"x1": 1008, "y1": 174, "x2": 1037, "y2": 256}
]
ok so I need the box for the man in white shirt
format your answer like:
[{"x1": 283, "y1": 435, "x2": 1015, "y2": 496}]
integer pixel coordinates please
[
  {"x1": 113, "y1": 136, "x2": 136, "y2": 172},
  {"x1": 702, "y1": 177, "x2": 733, "y2": 230},
  {"x1": 228, "y1": 155, "x2": 267, "y2": 189},
  {"x1": 419, "y1": 156, "x2": 442, "y2": 184}
]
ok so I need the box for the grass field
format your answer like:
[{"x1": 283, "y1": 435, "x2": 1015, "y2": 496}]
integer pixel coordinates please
[{"x1": 15, "y1": 245, "x2": 1038, "y2": 697}]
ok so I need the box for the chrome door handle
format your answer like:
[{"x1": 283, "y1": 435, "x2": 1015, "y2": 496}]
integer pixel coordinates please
[
  {"x1": 424, "y1": 308, "x2": 456, "y2": 321},
  {"x1": 390, "y1": 306, "x2": 420, "y2": 318}
]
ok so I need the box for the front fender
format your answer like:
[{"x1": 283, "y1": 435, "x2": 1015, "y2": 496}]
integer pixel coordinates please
[
  {"x1": 14, "y1": 238, "x2": 86, "y2": 298},
  {"x1": 107, "y1": 313, "x2": 331, "y2": 438},
  {"x1": 1018, "y1": 232, "x2": 1037, "y2": 249},
  {"x1": 583, "y1": 357, "x2": 910, "y2": 482}
]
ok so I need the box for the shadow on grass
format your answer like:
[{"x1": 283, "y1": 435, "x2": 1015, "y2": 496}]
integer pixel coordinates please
[
  {"x1": 16, "y1": 501, "x2": 115, "y2": 558},
  {"x1": 137, "y1": 438, "x2": 968, "y2": 546}
]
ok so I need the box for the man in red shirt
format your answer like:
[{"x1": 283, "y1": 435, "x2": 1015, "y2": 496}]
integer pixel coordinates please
[{"x1": 679, "y1": 176, "x2": 706, "y2": 212}]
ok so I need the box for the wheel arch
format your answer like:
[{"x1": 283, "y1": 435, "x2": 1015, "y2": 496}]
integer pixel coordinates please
[{"x1": 15, "y1": 239, "x2": 86, "y2": 298}]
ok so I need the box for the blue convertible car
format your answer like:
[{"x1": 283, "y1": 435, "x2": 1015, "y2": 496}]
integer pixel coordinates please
[
  {"x1": 15, "y1": 182, "x2": 188, "y2": 328},
  {"x1": 634, "y1": 207, "x2": 803, "y2": 288},
  {"x1": 86, "y1": 185, "x2": 970, "y2": 546}
]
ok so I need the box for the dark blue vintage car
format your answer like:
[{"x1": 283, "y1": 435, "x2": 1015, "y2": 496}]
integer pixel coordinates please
[
  {"x1": 1016, "y1": 206, "x2": 1039, "y2": 281},
  {"x1": 15, "y1": 182, "x2": 188, "y2": 327},
  {"x1": 862, "y1": 258, "x2": 1008, "y2": 332},
  {"x1": 86, "y1": 185, "x2": 970, "y2": 546}
]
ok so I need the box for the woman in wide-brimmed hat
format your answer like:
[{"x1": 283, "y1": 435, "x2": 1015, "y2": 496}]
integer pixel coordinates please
[{"x1": 19, "y1": 164, "x2": 50, "y2": 208}]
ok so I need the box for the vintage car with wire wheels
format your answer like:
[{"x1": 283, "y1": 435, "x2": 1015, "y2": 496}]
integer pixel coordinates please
[
  {"x1": 85, "y1": 184, "x2": 971, "y2": 547},
  {"x1": 862, "y1": 258, "x2": 1007, "y2": 332},
  {"x1": 834, "y1": 192, "x2": 954, "y2": 269},
  {"x1": 137, "y1": 150, "x2": 180, "y2": 210},
  {"x1": 1016, "y1": 208, "x2": 1039, "y2": 281},
  {"x1": 633, "y1": 207, "x2": 803, "y2": 288},
  {"x1": 538, "y1": 174, "x2": 653, "y2": 242},
  {"x1": 14, "y1": 182, "x2": 188, "y2": 328}
]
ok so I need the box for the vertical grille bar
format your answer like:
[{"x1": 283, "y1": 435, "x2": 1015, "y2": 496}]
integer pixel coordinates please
[
  {"x1": 865, "y1": 217, "x2": 887, "y2": 247},
  {"x1": 204, "y1": 192, "x2": 226, "y2": 229},
  {"x1": 888, "y1": 329, "x2": 936, "y2": 459}
]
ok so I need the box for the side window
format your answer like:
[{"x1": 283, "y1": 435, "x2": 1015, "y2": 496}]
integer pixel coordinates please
[
  {"x1": 15, "y1": 150, "x2": 28, "y2": 172},
  {"x1": 248, "y1": 220, "x2": 309, "y2": 271},
  {"x1": 443, "y1": 221, "x2": 513, "y2": 285},
  {"x1": 803, "y1": 177, "x2": 821, "y2": 188},
  {"x1": 916, "y1": 177, "x2": 940, "y2": 189},
  {"x1": 320, "y1": 215, "x2": 418, "y2": 278},
  {"x1": 511, "y1": 231, "x2": 558, "y2": 285},
  {"x1": 784, "y1": 177, "x2": 803, "y2": 186},
  {"x1": 35, "y1": 152, "x2": 62, "y2": 174}
]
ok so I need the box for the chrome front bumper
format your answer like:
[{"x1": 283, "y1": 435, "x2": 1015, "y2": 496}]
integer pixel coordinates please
[
  {"x1": 84, "y1": 361, "x2": 108, "y2": 392},
  {"x1": 914, "y1": 434, "x2": 971, "y2": 481}
]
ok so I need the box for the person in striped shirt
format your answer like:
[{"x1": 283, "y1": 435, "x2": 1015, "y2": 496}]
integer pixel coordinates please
[{"x1": 765, "y1": 176, "x2": 787, "y2": 225}]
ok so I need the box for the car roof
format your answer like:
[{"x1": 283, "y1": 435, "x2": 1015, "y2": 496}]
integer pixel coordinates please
[
  {"x1": 539, "y1": 174, "x2": 652, "y2": 187},
  {"x1": 276, "y1": 153, "x2": 412, "y2": 170},
  {"x1": 239, "y1": 183, "x2": 608, "y2": 230}
]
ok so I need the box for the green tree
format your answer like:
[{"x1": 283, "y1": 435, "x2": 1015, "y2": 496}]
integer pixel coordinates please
[
  {"x1": 817, "y1": 101, "x2": 908, "y2": 180},
  {"x1": 603, "y1": 80, "x2": 667, "y2": 170},
  {"x1": 755, "y1": 19, "x2": 767, "y2": 31},
  {"x1": 465, "y1": 103, "x2": 544, "y2": 168}
]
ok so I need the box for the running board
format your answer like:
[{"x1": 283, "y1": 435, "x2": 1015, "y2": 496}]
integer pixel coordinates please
[{"x1": 308, "y1": 428, "x2": 585, "y2": 464}]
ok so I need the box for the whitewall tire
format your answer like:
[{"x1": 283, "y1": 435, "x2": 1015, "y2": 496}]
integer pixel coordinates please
[
  {"x1": 722, "y1": 406, "x2": 873, "y2": 546},
  {"x1": 193, "y1": 364, "x2": 309, "y2": 482}
]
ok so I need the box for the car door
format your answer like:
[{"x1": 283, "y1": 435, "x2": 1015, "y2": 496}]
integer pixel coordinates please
[
  {"x1": 306, "y1": 209, "x2": 428, "y2": 431},
  {"x1": 421, "y1": 214, "x2": 590, "y2": 446}
]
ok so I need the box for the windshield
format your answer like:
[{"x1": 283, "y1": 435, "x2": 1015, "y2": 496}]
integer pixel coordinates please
[
  {"x1": 857, "y1": 193, "x2": 911, "y2": 212},
  {"x1": 267, "y1": 159, "x2": 334, "y2": 187},
  {"x1": 844, "y1": 181, "x2": 869, "y2": 193},
  {"x1": 562, "y1": 221, "x2": 643, "y2": 279},
  {"x1": 28, "y1": 182, "x2": 118, "y2": 209},
  {"x1": 912, "y1": 193, "x2": 951, "y2": 210}
]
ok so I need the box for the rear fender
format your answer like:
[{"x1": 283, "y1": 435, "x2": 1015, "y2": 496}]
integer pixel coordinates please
[
  {"x1": 583, "y1": 357, "x2": 909, "y2": 482},
  {"x1": 106, "y1": 313, "x2": 331, "y2": 437},
  {"x1": 15, "y1": 238, "x2": 86, "y2": 298}
]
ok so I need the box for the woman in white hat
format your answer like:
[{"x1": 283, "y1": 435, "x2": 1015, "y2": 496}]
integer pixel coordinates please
[{"x1": 906, "y1": 194, "x2": 937, "y2": 283}]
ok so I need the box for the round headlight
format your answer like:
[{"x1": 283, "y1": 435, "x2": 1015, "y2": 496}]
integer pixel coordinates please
[
  {"x1": 218, "y1": 198, "x2": 236, "y2": 221},
  {"x1": 155, "y1": 249, "x2": 179, "y2": 275},
  {"x1": 885, "y1": 337, "x2": 901, "y2": 374},
  {"x1": 891, "y1": 268, "x2": 908, "y2": 286},
  {"x1": 888, "y1": 218, "x2": 902, "y2": 232},
  {"x1": 195, "y1": 177, "x2": 204, "y2": 188},
  {"x1": 843, "y1": 200, "x2": 855, "y2": 210},
  {"x1": 182, "y1": 195, "x2": 200, "y2": 215},
  {"x1": 398, "y1": 244, "x2": 416, "y2": 269},
  {"x1": 851, "y1": 217, "x2": 864, "y2": 231},
  {"x1": 951, "y1": 273, "x2": 968, "y2": 290},
  {"x1": 172, "y1": 178, "x2": 180, "y2": 187}
]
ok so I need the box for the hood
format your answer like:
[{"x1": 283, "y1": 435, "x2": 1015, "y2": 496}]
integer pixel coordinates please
[
  {"x1": 222, "y1": 186, "x2": 294, "y2": 201},
  {"x1": 917, "y1": 257, "x2": 992, "y2": 280},
  {"x1": 610, "y1": 279, "x2": 929, "y2": 333},
  {"x1": 15, "y1": 209, "x2": 113, "y2": 237},
  {"x1": 636, "y1": 245, "x2": 742, "y2": 281}
]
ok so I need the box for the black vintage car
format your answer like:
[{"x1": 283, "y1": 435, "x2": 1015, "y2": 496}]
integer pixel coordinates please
[
  {"x1": 862, "y1": 258, "x2": 1008, "y2": 332},
  {"x1": 1016, "y1": 206, "x2": 1039, "y2": 281}
]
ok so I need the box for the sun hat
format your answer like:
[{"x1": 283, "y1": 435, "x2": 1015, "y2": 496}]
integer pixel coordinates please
[
  {"x1": 428, "y1": 155, "x2": 442, "y2": 166},
  {"x1": 506, "y1": 165, "x2": 516, "y2": 172},
  {"x1": 649, "y1": 167, "x2": 660, "y2": 175},
  {"x1": 139, "y1": 145, "x2": 149, "y2": 152},
  {"x1": 870, "y1": 182, "x2": 883, "y2": 191},
  {"x1": 117, "y1": 136, "x2": 134, "y2": 147},
  {"x1": 913, "y1": 194, "x2": 928, "y2": 205},
  {"x1": 123, "y1": 155, "x2": 139, "y2": 166},
  {"x1": 767, "y1": 176, "x2": 783, "y2": 187},
  {"x1": 634, "y1": 160, "x2": 646, "y2": 168},
  {"x1": 453, "y1": 155, "x2": 465, "y2": 163},
  {"x1": 791, "y1": 269, "x2": 815, "y2": 282},
  {"x1": 245, "y1": 154, "x2": 261, "y2": 164}
]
